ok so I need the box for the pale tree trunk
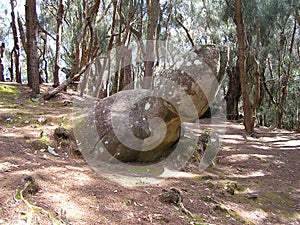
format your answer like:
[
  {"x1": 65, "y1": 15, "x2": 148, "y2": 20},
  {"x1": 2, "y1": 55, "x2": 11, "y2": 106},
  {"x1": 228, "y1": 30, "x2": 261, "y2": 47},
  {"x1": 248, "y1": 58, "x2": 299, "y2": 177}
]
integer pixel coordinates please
[
  {"x1": 25, "y1": 0, "x2": 40, "y2": 95},
  {"x1": 235, "y1": 0, "x2": 254, "y2": 134},
  {"x1": 144, "y1": 0, "x2": 160, "y2": 88},
  {"x1": 10, "y1": 0, "x2": 22, "y2": 83},
  {"x1": 53, "y1": 0, "x2": 64, "y2": 87},
  {"x1": 0, "y1": 43, "x2": 4, "y2": 82},
  {"x1": 41, "y1": 34, "x2": 49, "y2": 83}
]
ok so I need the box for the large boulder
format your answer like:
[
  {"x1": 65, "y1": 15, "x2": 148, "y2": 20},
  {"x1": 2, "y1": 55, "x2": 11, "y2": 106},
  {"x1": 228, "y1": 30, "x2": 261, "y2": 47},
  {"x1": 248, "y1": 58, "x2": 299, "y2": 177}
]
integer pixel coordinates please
[
  {"x1": 156, "y1": 45, "x2": 229, "y2": 121},
  {"x1": 94, "y1": 89, "x2": 181, "y2": 162},
  {"x1": 88, "y1": 45, "x2": 228, "y2": 163}
]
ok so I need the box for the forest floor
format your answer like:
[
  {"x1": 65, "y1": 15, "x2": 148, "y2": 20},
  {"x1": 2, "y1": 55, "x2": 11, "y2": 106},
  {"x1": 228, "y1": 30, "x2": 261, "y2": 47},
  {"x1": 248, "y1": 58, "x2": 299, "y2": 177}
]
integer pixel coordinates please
[{"x1": 0, "y1": 82, "x2": 299, "y2": 225}]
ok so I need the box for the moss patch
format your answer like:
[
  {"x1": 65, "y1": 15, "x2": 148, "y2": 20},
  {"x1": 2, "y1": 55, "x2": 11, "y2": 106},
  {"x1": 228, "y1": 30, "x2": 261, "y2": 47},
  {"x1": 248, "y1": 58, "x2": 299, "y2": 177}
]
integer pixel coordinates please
[
  {"x1": 0, "y1": 84, "x2": 20, "y2": 96},
  {"x1": 0, "y1": 84, "x2": 21, "y2": 108},
  {"x1": 260, "y1": 192, "x2": 298, "y2": 219}
]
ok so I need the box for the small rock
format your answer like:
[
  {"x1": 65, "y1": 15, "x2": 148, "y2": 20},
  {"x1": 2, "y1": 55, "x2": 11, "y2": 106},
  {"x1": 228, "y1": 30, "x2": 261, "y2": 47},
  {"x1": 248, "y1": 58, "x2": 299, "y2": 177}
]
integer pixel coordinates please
[
  {"x1": 23, "y1": 176, "x2": 40, "y2": 197},
  {"x1": 246, "y1": 194, "x2": 258, "y2": 200},
  {"x1": 159, "y1": 188, "x2": 182, "y2": 205},
  {"x1": 54, "y1": 127, "x2": 70, "y2": 139},
  {"x1": 37, "y1": 117, "x2": 46, "y2": 124}
]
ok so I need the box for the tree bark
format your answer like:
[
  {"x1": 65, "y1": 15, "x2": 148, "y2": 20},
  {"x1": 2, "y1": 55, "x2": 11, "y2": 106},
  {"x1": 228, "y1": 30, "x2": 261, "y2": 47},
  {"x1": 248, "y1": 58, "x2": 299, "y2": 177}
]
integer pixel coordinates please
[
  {"x1": 40, "y1": 34, "x2": 49, "y2": 83},
  {"x1": 25, "y1": 0, "x2": 40, "y2": 95},
  {"x1": 225, "y1": 65, "x2": 241, "y2": 120},
  {"x1": 235, "y1": 0, "x2": 254, "y2": 134},
  {"x1": 0, "y1": 43, "x2": 5, "y2": 82},
  {"x1": 17, "y1": 14, "x2": 26, "y2": 53},
  {"x1": 10, "y1": 0, "x2": 22, "y2": 83},
  {"x1": 95, "y1": 0, "x2": 117, "y2": 97},
  {"x1": 276, "y1": 19, "x2": 297, "y2": 128},
  {"x1": 53, "y1": 0, "x2": 64, "y2": 87},
  {"x1": 144, "y1": 0, "x2": 160, "y2": 88},
  {"x1": 43, "y1": 64, "x2": 90, "y2": 100}
]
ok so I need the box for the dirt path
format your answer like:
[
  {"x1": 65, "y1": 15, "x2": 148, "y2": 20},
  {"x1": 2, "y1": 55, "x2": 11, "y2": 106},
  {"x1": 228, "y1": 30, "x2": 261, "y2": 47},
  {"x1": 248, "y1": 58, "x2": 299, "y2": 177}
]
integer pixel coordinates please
[{"x1": 0, "y1": 83, "x2": 299, "y2": 225}]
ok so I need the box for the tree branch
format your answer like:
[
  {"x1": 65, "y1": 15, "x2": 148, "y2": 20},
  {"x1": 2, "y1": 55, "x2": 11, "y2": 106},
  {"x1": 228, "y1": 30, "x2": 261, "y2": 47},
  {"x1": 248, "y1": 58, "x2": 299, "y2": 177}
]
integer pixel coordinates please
[
  {"x1": 42, "y1": 63, "x2": 91, "y2": 100},
  {"x1": 176, "y1": 18, "x2": 195, "y2": 47}
]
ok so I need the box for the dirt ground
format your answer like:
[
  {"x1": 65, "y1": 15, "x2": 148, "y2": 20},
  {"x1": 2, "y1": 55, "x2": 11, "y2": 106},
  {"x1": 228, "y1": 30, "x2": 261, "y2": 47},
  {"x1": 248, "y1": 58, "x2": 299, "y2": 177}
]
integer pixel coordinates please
[{"x1": 0, "y1": 82, "x2": 299, "y2": 225}]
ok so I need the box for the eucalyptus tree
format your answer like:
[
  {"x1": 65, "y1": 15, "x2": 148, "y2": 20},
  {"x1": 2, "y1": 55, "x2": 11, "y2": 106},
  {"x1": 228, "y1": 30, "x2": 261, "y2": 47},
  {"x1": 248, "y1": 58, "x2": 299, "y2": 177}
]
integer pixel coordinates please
[
  {"x1": 10, "y1": 0, "x2": 22, "y2": 83},
  {"x1": 246, "y1": 0, "x2": 300, "y2": 129},
  {"x1": 0, "y1": 3, "x2": 10, "y2": 82},
  {"x1": 25, "y1": 0, "x2": 40, "y2": 95}
]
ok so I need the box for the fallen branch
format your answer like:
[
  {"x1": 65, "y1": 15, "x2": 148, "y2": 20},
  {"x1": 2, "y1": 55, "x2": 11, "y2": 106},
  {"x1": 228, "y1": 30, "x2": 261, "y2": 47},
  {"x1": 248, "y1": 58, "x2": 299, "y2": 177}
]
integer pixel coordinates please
[{"x1": 42, "y1": 64, "x2": 90, "y2": 100}]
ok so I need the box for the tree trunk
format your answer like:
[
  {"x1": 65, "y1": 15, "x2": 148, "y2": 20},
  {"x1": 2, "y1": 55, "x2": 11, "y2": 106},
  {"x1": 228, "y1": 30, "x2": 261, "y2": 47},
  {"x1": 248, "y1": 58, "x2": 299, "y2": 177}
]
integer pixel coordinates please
[
  {"x1": 276, "y1": 20, "x2": 297, "y2": 129},
  {"x1": 0, "y1": 43, "x2": 4, "y2": 82},
  {"x1": 53, "y1": 0, "x2": 64, "y2": 87},
  {"x1": 144, "y1": 0, "x2": 160, "y2": 88},
  {"x1": 94, "y1": 0, "x2": 117, "y2": 97},
  {"x1": 41, "y1": 34, "x2": 49, "y2": 83},
  {"x1": 225, "y1": 65, "x2": 241, "y2": 120},
  {"x1": 9, "y1": 50, "x2": 14, "y2": 81},
  {"x1": 25, "y1": 0, "x2": 40, "y2": 95},
  {"x1": 235, "y1": 0, "x2": 254, "y2": 134},
  {"x1": 10, "y1": 0, "x2": 22, "y2": 83},
  {"x1": 17, "y1": 14, "x2": 26, "y2": 52},
  {"x1": 122, "y1": 48, "x2": 133, "y2": 89}
]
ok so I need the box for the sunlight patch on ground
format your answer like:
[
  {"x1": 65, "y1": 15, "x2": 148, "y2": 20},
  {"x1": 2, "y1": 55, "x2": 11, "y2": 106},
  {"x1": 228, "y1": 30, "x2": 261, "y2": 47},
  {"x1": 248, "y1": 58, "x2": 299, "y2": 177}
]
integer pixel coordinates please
[
  {"x1": 106, "y1": 174, "x2": 163, "y2": 186},
  {"x1": 250, "y1": 144, "x2": 271, "y2": 150},
  {"x1": 273, "y1": 139, "x2": 300, "y2": 147},
  {"x1": 261, "y1": 136, "x2": 291, "y2": 142},
  {"x1": 1, "y1": 132, "x2": 25, "y2": 139},
  {"x1": 222, "y1": 135, "x2": 246, "y2": 143},
  {"x1": 228, "y1": 170, "x2": 270, "y2": 179},
  {"x1": 159, "y1": 167, "x2": 200, "y2": 178},
  {"x1": 223, "y1": 154, "x2": 274, "y2": 163},
  {"x1": 46, "y1": 192, "x2": 86, "y2": 218},
  {"x1": 0, "y1": 161, "x2": 20, "y2": 172},
  {"x1": 238, "y1": 208, "x2": 268, "y2": 224},
  {"x1": 105, "y1": 167, "x2": 200, "y2": 187}
]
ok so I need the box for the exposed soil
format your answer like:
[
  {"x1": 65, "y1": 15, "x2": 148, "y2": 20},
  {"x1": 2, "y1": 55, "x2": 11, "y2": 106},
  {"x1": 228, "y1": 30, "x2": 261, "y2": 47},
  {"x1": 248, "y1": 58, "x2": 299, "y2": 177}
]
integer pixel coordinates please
[{"x1": 0, "y1": 82, "x2": 299, "y2": 225}]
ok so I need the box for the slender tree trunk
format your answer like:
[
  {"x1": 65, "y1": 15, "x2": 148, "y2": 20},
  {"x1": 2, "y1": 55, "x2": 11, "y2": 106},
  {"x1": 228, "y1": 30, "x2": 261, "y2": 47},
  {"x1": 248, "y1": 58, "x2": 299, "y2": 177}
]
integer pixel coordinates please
[
  {"x1": 118, "y1": 0, "x2": 134, "y2": 91},
  {"x1": 144, "y1": 0, "x2": 160, "y2": 88},
  {"x1": 252, "y1": 27, "x2": 262, "y2": 116},
  {"x1": 96, "y1": 0, "x2": 117, "y2": 97},
  {"x1": 53, "y1": 0, "x2": 64, "y2": 87},
  {"x1": 40, "y1": 34, "x2": 48, "y2": 83},
  {"x1": 25, "y1": 0, "x2": 40, "y2": 95},
  {"x1": 225, "y1": 65, "x2": 241, "y2": 120},
  {"x1": 235, "y1": 0, "x2": 254, "y2": 134},
  {"x1": 17, "y1": 14, "x2": 26, "y2": 52},
  {"x1": 10, "y1": 0, "x2": 22, "y2": 83},
  {"x1": 277, "y1": 19, "x2": 297, "y2": 128},
  {"x1": 9, "y1": 50, "x2": 14, "y2": 81},
  {"x1": 0, "y1": 43, "x2": 5, "y2": 82}
]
